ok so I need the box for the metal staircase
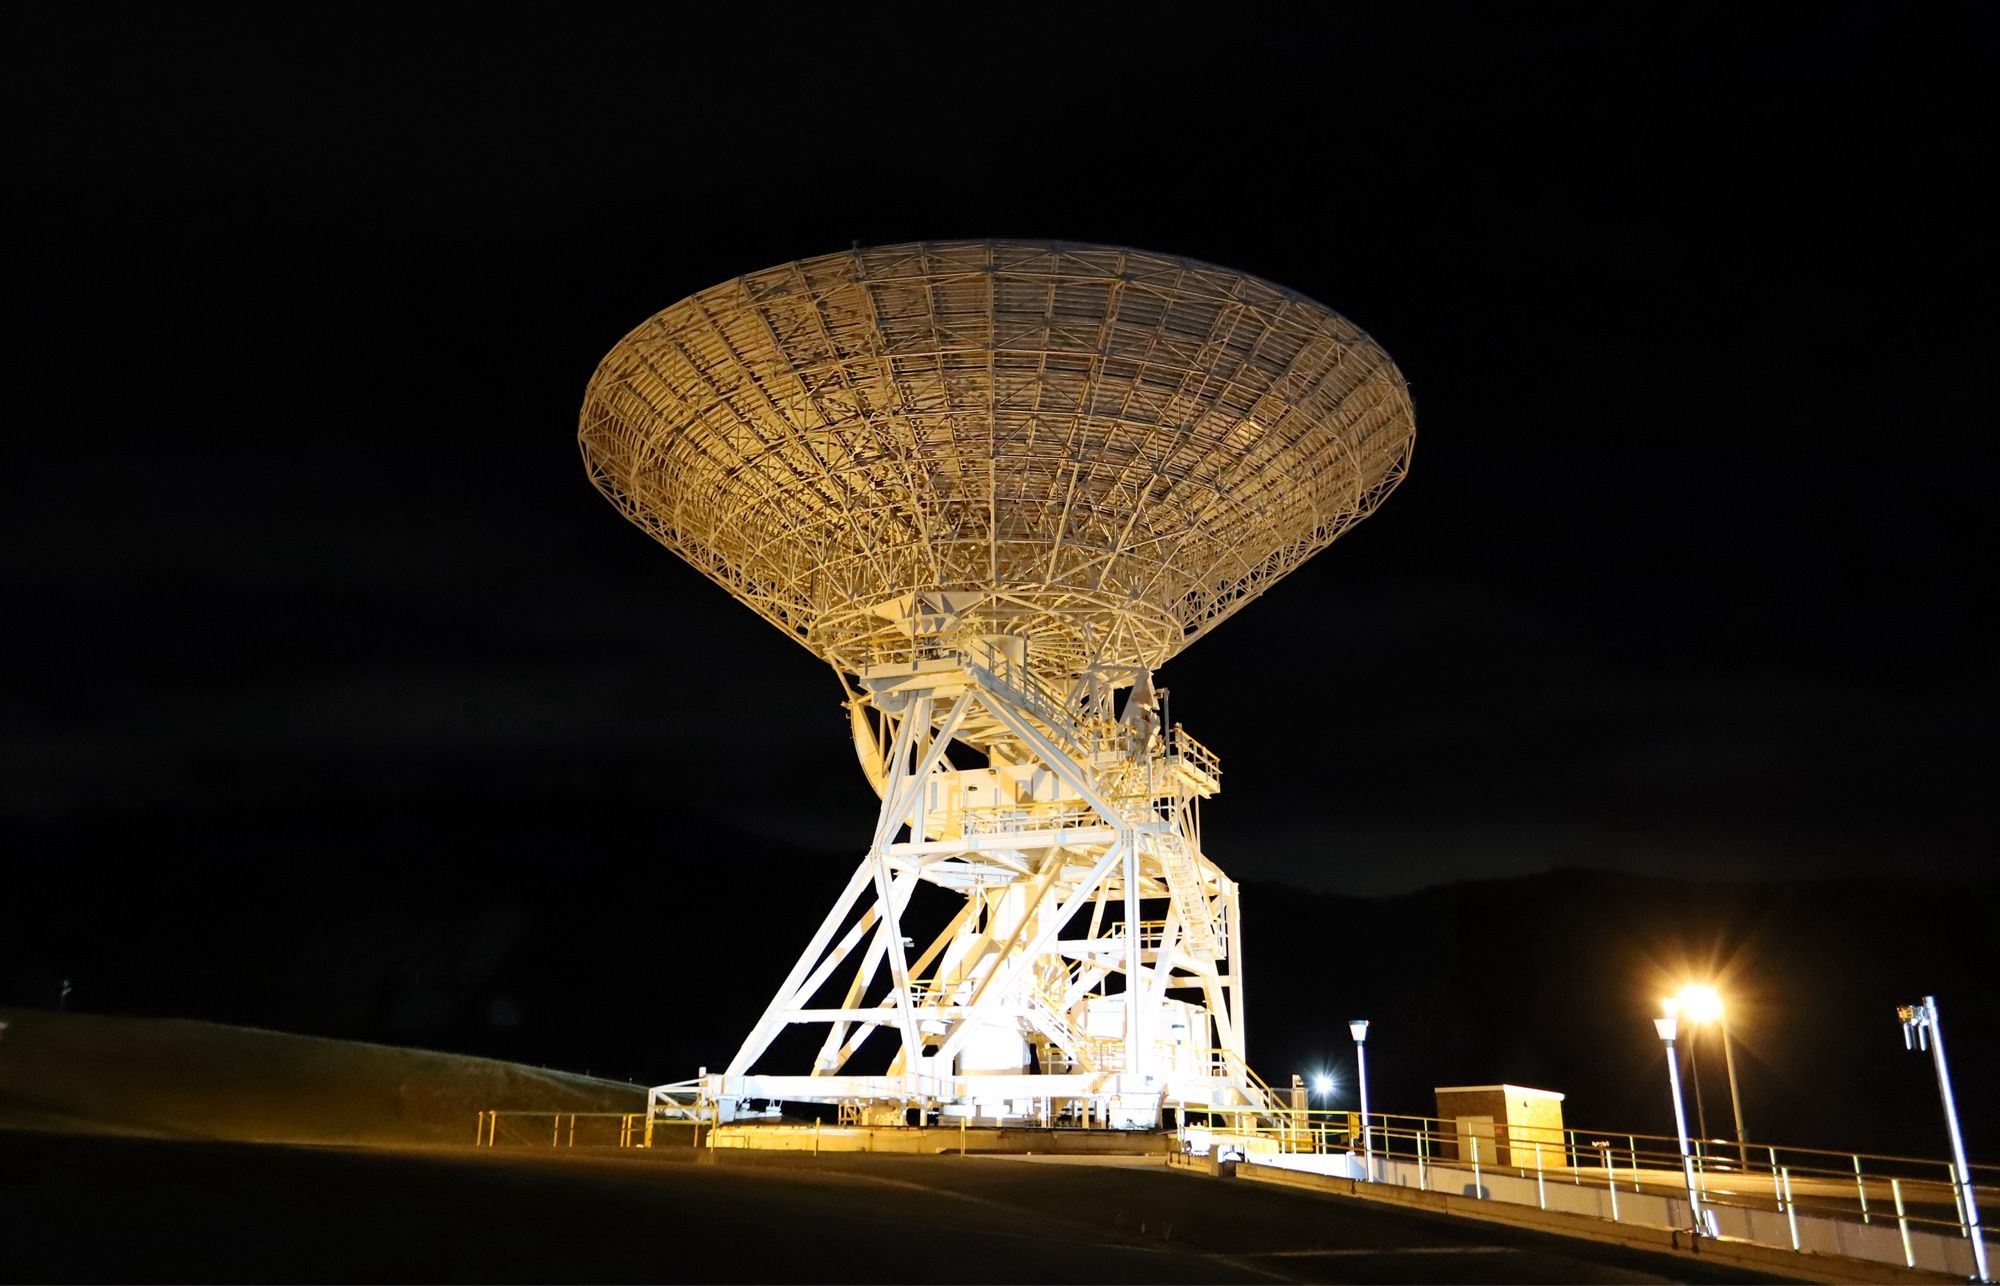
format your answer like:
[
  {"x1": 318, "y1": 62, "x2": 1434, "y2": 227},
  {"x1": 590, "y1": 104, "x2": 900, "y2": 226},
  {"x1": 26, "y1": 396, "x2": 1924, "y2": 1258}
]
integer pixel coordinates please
[{"x1": 1154, "y1": 830, "x2": 1218, "y2": 961}]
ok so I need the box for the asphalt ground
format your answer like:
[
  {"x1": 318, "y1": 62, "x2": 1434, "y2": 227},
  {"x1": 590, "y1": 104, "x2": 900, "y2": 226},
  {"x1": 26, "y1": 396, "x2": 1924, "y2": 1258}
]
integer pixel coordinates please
[{"x1": 2, "y1": 1131, "x2": 1786, "y2": 1283}]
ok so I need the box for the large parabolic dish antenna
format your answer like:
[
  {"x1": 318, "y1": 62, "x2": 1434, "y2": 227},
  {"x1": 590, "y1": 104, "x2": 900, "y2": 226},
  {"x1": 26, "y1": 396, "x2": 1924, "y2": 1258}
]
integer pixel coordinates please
[
  {"x1": 581, "y1": 241, "x2": 1413, "y2": 1129},
  {"x1": 580, "y1": 240, "x2": 1413, "y2": 682}
]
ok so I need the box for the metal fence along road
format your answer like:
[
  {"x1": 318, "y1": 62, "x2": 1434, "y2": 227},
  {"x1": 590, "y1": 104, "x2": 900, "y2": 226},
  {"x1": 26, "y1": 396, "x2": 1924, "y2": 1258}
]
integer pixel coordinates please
[{"x1": 1181, "y1": 1107, "x2": 1994, "y2": 1278}]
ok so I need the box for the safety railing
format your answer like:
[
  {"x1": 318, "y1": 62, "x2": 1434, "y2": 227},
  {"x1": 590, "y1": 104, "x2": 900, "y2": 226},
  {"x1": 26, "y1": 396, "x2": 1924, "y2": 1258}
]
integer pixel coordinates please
[
  {"x1": 935, "y1": 777, "x2": 1200, "y2": 839},
  {"x1": 905, "y1": 977, "x2": 957, "y2": 1001},
  {"x1": 1179, "y1": 1106, "x2": 1996, "y2": 1273},
  {"x1": 958, "y1": 799, "x2": 1102, "y2": 837},
  {"x1": 1105, "y1": 912, "x2": 1227, "y2": 960},
  {"x1": 475, "y1": 1102, "x2": 720, "y2": 1150},
  {"x1": 1164, "y1": 723, "x2": 1220, "y2": 785},
  {"x1": 643, "y1": 1091, "x2": 722, "y2": 1148},
  {"x1": 1121, "y1": 918, "x2": 1168, "y2": 951},
  {"x1": 1075, "y1": 1036, "x2": 1213, "y2": 1075},
  {"x1": 1176, "y1": 1047, "x2": 1286, "y2": 1115},
  {"x1": 473, "y1": 1110, "x2": 650, "y2": 1148}
]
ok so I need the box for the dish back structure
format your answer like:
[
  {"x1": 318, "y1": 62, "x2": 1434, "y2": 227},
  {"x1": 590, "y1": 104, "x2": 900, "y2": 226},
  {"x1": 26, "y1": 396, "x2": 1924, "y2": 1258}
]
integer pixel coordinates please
[{"x1": 580, "y1": 240, "x2": 1413, "y2": 1128}]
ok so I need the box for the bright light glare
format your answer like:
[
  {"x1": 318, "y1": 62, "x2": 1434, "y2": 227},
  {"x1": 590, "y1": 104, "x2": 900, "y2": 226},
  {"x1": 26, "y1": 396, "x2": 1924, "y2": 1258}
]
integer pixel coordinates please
[
  {"x1": 1313, "y1": 1074, "x2": 1334, "y2": 1095},
  {"x1": 1678, "y1": 983, "x2": 1723, "y2": 1024},
  {"x1": 1661, "y1": 995, "x2": 1680, "y2": 1019}
]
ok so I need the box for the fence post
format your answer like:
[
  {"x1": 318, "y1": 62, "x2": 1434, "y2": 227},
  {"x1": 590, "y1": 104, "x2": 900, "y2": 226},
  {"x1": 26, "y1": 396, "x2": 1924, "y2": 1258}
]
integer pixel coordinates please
[
  {"x1": 1629, "y1": 1135, "x2": 1641, "y2": 1192},
  {"x1": 1769, "y1": 1146, "x2": 1784, "y2": 1212},
  {"x1": 1948, "y1": 1162, "x2": 1970, "y2": 1238},
  {"x1": 1781, "y1": 1167, "x2": 1799, "y2": 1250},
  {"x1": 1569, "y1": 1130, "x2": 1580, "y2": 1183},
  {"x1": 475, "y1": 1110, "x2": 484, "y2": 1146},
  {"x1": 1893, "y1": 1178, "x2": 1914, "y2": 1268},
  {"x1": 1535, "y1": 1142, "x2": 1546, "y2": 1210},
  {"x1": 1853, "y1": 1155, "x2": 1870, "y2": 1224},
  {"x1": 1417, "y1": 1125, "x2": 1427, "y2": 1192},
  {"x1": 1471, "y1": 1134, "x2": 1483, "y2": 1198},
  {"x1": 551, "y1": 1115, "x2": 560, "y2": 1148}
]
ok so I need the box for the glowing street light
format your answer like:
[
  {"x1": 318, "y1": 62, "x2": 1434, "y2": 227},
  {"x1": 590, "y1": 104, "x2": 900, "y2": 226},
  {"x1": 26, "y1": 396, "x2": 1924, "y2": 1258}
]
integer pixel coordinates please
[
  {"x1": 1898, "y1": 997, "x2": 1989, "y2": 1284},
  {"x1": 1677, "y1": 982, "x2": 1750, "y2": 1170},
  {"x1": 1679, "y1": 985, "x2": 1722, "y2": 1024},
  {"x1": 1350, "y1": 1019, "x2": 1372, "y2": 1182},
  {"x1": 1312, "y1": 1073, "x2": 1334, "y2": 1097},
  {"x1": 1655, "y1": 1001, "x2": 1706, "y2": 1234}
]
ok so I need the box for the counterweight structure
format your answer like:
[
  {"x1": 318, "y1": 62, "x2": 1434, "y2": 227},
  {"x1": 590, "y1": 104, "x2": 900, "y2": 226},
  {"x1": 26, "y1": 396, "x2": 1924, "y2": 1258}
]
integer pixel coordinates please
[{"x1": 579, "y1": 241, "x2": 1414, "y2": 1126}]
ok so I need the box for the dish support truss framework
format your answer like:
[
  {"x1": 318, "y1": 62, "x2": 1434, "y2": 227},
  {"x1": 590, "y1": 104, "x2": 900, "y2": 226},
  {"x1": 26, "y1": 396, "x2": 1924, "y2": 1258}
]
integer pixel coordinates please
[{"x1": 685, "y1": 644, "x2": 1275, "y2": 1128}]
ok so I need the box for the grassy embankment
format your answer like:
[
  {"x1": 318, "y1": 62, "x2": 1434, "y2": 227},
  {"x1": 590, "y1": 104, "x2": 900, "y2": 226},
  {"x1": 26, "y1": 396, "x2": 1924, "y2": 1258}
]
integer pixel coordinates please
[{"x1": 0, "y1": 1008, "x2": 642, "y2": 1146}]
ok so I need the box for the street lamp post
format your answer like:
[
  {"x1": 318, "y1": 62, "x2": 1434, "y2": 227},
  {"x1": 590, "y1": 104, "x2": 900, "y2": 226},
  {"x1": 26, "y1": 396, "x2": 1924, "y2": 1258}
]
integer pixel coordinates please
[
  {"x1": 1656, "y1": 1003, "x2": 1705, "y2": 1234},
  {"x1": 1350, "y1": 1019, "x2": 1372, "y2": 1182},
  {"x1": 1898, "y1": 996, "x2": 1989, "y2": 1284},
  {"x1": 1687, "y1": 1022, "x2": 1711, "y2": 1155},
  {"x1": 1679, "y1": 983, "x2": 1749, "y2": 1170},
  {"x1": 1719, "y1": 1011, "x2": 1750, "y2": 1171}
]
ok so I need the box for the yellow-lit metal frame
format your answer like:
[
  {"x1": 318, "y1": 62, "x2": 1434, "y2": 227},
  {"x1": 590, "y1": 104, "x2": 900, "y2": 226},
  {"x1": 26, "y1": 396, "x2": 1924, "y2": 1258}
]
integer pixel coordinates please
[
  {"x1": 580, "y1": 240, "x2": 1413, "y2": 682},
  {"x1": 580, "y1": 241, "x2": 1414, "y2": 1126}
]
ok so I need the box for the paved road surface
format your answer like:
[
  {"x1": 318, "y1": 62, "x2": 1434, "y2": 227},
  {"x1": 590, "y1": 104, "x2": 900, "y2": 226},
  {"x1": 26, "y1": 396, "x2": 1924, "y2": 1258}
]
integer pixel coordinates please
[{"x1": 2, "y1": 1131, "x2": 1783, "y2": 1282}]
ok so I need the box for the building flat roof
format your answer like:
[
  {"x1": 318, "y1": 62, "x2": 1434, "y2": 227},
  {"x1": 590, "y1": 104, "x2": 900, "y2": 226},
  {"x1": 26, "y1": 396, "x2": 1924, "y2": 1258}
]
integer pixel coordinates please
[{"x1": 1433, "y1": 1084, "x2": 1566, "y2": 1100}]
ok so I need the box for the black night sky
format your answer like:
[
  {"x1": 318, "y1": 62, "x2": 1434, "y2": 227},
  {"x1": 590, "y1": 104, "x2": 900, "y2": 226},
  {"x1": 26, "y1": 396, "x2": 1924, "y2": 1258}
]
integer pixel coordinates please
[{"x1": 6, "y1": 10, "x2": 1994, "y2": 1152}]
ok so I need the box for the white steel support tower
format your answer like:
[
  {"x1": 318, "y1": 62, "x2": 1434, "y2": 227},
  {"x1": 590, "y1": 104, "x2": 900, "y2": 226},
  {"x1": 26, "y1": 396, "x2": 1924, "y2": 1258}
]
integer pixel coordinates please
[
  {"x1": 576, "y1": 241, "x2": 1415, "y2": 1129},
  {"x1": 714, "y1": 636, "x2": 1253, "y2": 1126}
]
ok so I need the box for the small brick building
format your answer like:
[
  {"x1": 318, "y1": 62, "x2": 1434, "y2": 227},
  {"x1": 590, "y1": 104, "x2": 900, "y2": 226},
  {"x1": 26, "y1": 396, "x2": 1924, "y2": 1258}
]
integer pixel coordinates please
[{"x1": 1433, "y1": 1084, "x2": 1565, "y2": 1166}]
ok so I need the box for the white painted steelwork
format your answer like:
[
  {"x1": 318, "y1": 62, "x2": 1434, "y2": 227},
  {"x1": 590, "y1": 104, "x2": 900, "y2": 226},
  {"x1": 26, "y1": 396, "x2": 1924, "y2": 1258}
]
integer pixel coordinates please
[{"x1": 580, "y1": 241, "x2": 1414, "y2": 1125}]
